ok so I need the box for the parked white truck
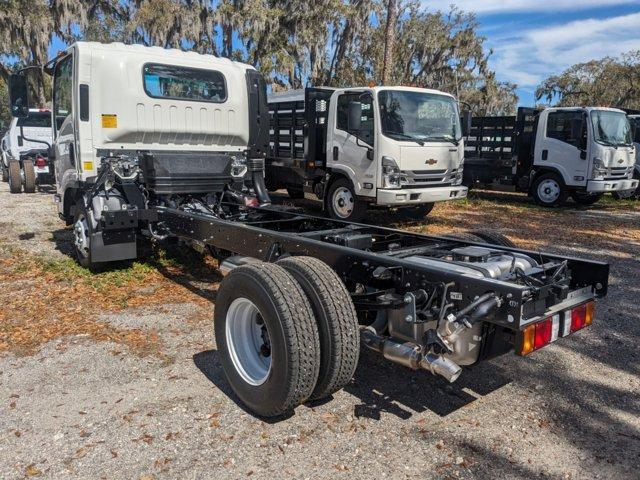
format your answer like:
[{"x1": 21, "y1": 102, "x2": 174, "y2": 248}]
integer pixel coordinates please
[
  {"x1": 1, "y1": 108, "x2": 54, "y2": 193},
  {"x1": 266, "y1": 87, "x2": 469, "y2": 221},
  {"x1": 613, "y1": 114, "x2": 640, "y2": 199},
  {"x1": 464, "y1": 107, "x2": 639, "y2": 206}
]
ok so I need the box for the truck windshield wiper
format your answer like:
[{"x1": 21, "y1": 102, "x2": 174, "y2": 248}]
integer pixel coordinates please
[
  {"x1": 386, "y1": 131, "x2": 425, "y2": 146},
  {"x1": 424, "y1": 135, "x2": 459, "y2": 145}
]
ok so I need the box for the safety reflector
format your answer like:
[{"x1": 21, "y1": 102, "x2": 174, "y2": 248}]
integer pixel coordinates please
[{"x1": 550, "y1": 314, "x2": 560, "y2": 342}]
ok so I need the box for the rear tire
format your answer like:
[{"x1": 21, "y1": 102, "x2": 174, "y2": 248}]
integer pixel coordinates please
[
  {"x1": 23, "y1": 159, "x2": 36, "y2": 193},
  {"x1": 214, "y1": 262, "x2": 321, "y2": 417},
  {"x1": 467, "y1": 229, "x2": 517, "y2": 248},
  {"x1": 571, "y1": 191, "x2": 602, "y2": 205},
  {"x1": 326, "y1": 177, "x2": 367, "y2": 222},
  {"x1": 397, "y1": 203, "x2": 435, "y2": 220},
  {"x1": 1, "y1": 162, "x2": 8, "y2": 183},
  {"x1": 8, "y1": 160, "x2": 21, "y2": 194},
  {"x1": 440, "y1": 231, "x2": 485, "y2": 243},
  {"x1": 278, "y1": 256, "x2": 360, "y2": 400},
  {"x1": 532, "y1": 172, "x2": 568, "y2": 207},
  {"x1": 286, "y1": 187, "x2": 305, "y2": 199}
]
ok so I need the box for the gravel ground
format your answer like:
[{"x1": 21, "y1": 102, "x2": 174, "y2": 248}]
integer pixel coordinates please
[{"x1": 0, "y1": 182, "x2": 639, "y2": 480}]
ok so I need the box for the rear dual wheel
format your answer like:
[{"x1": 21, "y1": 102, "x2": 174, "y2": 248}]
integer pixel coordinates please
[
  {"x1": 215, "y1": 259, "x2": 360, "y2": 417},
  {"x1": 23, "y1": 159, "x2": 36, "y2": 194},
  {"x1": 8, "y1": 160, "x2": 21, "y2": 194}
]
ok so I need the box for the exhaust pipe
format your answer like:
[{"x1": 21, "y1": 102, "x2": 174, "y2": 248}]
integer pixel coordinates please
[
  {"x1": 361, "y1": 329, "x2": 462, "y2": 383},
  {"x1": 420, "y1": 353, "x2": 462, "y2": 383},
  {"x1": 248, "y1": 158, "x2": 271, "y2": 205}
]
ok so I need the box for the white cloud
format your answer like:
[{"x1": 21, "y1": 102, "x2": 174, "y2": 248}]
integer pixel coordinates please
[
  {"x1": 425, "y1": 0, "x2": 640, "y2": 14},
  {"x1": 488, "y1": 12, "x2": 640, "y2": 90}
]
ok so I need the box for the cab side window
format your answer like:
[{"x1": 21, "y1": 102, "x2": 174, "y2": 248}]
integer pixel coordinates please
[
  {"x1": 53, "y1": 55, "x2": 73, "y2": 136},
  {"x1": 546, "y1": 111, "x2": 582, "y2": 146},
  {"x1": 336, "y1": 93, "x2": 374, "y2": 145}
]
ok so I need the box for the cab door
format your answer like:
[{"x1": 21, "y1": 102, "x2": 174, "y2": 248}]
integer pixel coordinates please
[
  {"x1": 535, "y1": 110, "x2": 587, "y2": 187},
  {"x1": 51, "y1": 53, "x2": 78, "y2": 188},
  {"x1": 327, "y1": 91, "x2": 376, "y2": 197}
]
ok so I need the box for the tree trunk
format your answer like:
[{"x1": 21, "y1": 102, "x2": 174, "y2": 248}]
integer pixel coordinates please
[{"x1": 381, "y1": 0, "x2": 397, "y2": 85}]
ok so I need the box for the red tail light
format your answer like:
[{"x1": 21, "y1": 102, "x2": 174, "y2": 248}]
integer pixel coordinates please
[
  {"x1": 35, "y1": 156, "x2": 47, "y2": 168},
  {"x1": 534, "y1": 318, "x2": 552, "y2": 349},
  {"x1": 571, "y1": 304, "x2": 587, "y2": 332},
  {"x1": 518, "y1": 301, "x2": 595, "y2": 356}
]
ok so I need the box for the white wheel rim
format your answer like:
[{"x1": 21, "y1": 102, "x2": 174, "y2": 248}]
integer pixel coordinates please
[
  {"x1": 225, "y1": 297, "x2": 272, "y2": 386},
  {"x1": 74, "y1": 214, "x2": 90, "y2": 258},
  {"x1": 332, "y1": 186, "x2": 354, "y2": 218},
  {"x1": 537, "y1": 179, "x2": 560, "y2": 204}
]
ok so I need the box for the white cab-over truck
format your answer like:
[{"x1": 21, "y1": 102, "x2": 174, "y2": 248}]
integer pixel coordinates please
[
  {"x1": 464, "y1": 107, "x2": 639, "y2": 206},
  {"x1": 8, "y1": 42, "x2": 612, "y2": 419},
  {"x1": 1, "y1": 108, "x2": 54, "y2": 193},
  {"x1": 615, "y1": 114, "x2": 640, "y2": 199},
  {"x1": 266, "y1": 87, "x2": 469, "y2": 221}
]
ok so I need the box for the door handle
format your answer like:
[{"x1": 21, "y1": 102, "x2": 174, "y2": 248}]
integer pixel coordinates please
[
  {"x1": 541, "y1": 149, "x2": 548, "y2": 160},
  {"x1": 333, "y1": 146, "x2": 339, "y2": 161}
]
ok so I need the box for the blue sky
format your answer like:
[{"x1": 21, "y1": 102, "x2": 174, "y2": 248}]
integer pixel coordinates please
[
  {"x1": 48, "y1": 1, "x2": 640, "y2": 106},
  {"x1": 425, "y1": 0, "x2": 640, "y2": 105}
]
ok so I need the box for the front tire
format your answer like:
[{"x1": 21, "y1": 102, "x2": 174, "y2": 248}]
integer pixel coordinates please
[
  {"x1": 8, "y1": 160, "x2": 21, "y2": 194},
  {"x1": 612, "y1": 172, "x2": 640, "y2": 200},
  {"x1": 571, "y1": 191, "x2": 602, "y2": 205},
  {"x1": 23, "y1": 159, "x2": 36, "y2": 193},
  {"x1": 532, "y1": 172, "x2": 568, "y2": 207},
  {"x1": 326, "y1": 177, "x2": 366, "y2": 222},
  {"x1": 215, "y1": 262, "x2": 321, "y2": 417},
  {"x1": 397, "y1": 203, "x2": 435, "y2": 220},
  {"x1": 278, "y1": 256, "x2": 360, "y2": 400},
  {"x1": 73, "y1": 200, "x2": 94, "y2": 268}
]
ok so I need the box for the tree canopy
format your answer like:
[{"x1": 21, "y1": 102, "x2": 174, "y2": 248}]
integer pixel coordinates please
[
  {"x1": 536, "y1": 50, "x2": 640, "y2": 109},
  {"x1": 0, "y1": 0, "x2": 519, "y2": 128}
]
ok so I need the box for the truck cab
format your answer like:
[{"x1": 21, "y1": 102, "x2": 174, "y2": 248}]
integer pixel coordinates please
[
  {"x1": 530, "y1": 107, "x2": 638, "y2": 205},
  {"x1": 267, "y1": 86, "x2": 468, "y2": 221}
]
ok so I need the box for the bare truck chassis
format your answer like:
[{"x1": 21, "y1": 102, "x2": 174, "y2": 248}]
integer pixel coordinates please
[{"x1": 108, "y1": 181, "x2": 607, "y2": 416}]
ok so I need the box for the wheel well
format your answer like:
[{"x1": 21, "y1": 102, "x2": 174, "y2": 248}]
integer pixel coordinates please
[
  {"x1": 63, "y1": 188, "x2": 82, "y2": 224},
  {"x1": 530, "y1": 168, "x2": 566, "y2": 190},
  {"x1": 325, "y1": 172, "x2": 352, "y2": 194}
]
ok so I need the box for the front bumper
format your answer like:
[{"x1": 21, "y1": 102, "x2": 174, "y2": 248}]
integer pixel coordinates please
[
  {"x1": 376, "y1": 185, "x2": 468, "y2": 206},
  {"x1": 586, "y1": 178, "x2": 639, "y2": 193}
]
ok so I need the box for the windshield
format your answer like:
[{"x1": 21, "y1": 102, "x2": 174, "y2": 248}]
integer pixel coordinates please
[
  {"x1": 590, "y1": 110, "x2": 632, "y2": 146},
  {"x1": 17, "y1": 112, "x2": 51, "y2": 128},
  {"x1": 379, "y1": 90, "x2": 461, "y2": 143}
]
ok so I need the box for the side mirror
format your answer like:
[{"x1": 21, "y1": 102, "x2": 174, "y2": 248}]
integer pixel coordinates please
[
  {"x1": 461, "y1": 110, "x2": 472, "y2": 137},
  {"x1": 8, "y1": 74, "x2": 30, "y2": 118},
  {"x1": 347, "y1": 101, "x2": 362, "y2": 132}
]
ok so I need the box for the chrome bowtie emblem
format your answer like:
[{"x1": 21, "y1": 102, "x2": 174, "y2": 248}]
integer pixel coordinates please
[{"x1": 425, "y1": 158, "x2": 438, "y2": 165}]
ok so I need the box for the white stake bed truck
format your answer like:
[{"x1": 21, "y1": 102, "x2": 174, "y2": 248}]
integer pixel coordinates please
[
  {"x1": 464, "y1": 107, "x2": 639, "y2": 206},
  {"x1": 9, "y1": 42, "x2": 610, "y2": 418},
  {"x1": 265, "y1": 87, "x2": 468, "y2": 221}
]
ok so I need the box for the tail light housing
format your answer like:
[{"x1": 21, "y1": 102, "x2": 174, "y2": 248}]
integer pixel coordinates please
[{"x1": 518, "y1": 301, "x2": 594, "y2": 356}]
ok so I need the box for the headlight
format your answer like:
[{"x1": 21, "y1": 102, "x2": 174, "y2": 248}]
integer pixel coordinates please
[
  {"x1": 592, "y1": 158, "x2": 607, "y2": 180},
  {"x1": 382, "y1": 156, "x2": 401, "y2": 189},
  {"x1": 452, "y1": 159, "x2": 464, "y2": 185}
]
